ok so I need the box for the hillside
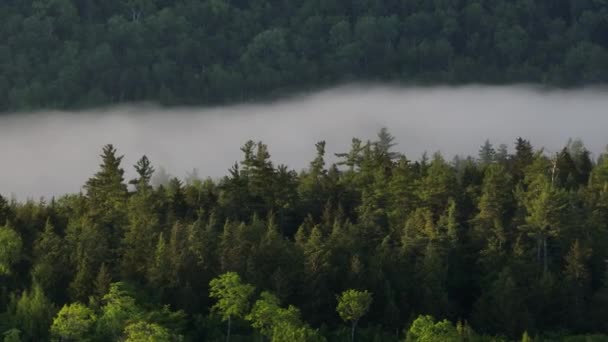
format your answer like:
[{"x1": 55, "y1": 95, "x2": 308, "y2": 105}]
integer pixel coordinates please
[{"x1": 1, "y1": 0, "x2": 608, "y2": 111}]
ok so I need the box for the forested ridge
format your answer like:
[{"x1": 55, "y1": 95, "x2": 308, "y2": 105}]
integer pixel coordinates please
[
  {"x1": 2, "y1": 0, "x2": 608, "y2": 111},
  {"x1": 2, "y1": 130, "x2": 608, "y2": 341}
]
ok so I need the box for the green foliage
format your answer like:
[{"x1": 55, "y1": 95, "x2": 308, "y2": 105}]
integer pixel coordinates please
[
  {"x1": 123, "y1": 321, "x2": 172, "y2": 342},
  {"x1": 209, "y1": 272, "x2": 255, "y2": 322},
  {"x1": 336, "y1": 289, "x2": 373, "y2": 324},
  {"x1": 337, "y1": 289, "x2": 373, "y2": 341},
  {"x1": 5, "y1": 134, "x2": 608, "y2": 340},
  {"x1": 50, "y1": 303, "x2": 96, "y2": 341},
  {"x1": 0, "y1": 226, "x2": 22, "y2": 275},
  {"x1": 1, "y1": 0, "x2": 608, "y2": 112},
  {"x1": 2, "y1": 329, "x2": 21, "y2": 342},
  {"x1": 96, "y1": 282, "x2": 142, "y2": 340},
  {"x1": 9, "y1": 285, "x2": 55, "y2": 341},
  {"x1": 405, "y1": 315, "x2": 460, "y2": 342},
  {"x1": 209, "y1": 272, "x2": 255, "y2": 341},
  {"x1": 247, "y1": 291, "x2": 324, "y2": 342}
]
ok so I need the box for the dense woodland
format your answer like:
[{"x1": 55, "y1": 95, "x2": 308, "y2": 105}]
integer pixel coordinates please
[
  {"x1": 2, "y1": 0, "x2": 608, "y2": 111},
  {"x1": 2, "y1": 130, "x2": 608, "y2": 341}
]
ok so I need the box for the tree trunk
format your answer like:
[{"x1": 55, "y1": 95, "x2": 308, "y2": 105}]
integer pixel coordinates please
[
  {"x1": 226, "y1": 316, "x2": 231, "y2": 342},
  {"x1": 543, "y1": 236, "x2": 548, "y2": 276},
  {"x1": 537, "y1": 237, "x2": 541, "y2": 267},
  {"x1": 351, "y1": 320, "x2": 358, "y2": 342}
]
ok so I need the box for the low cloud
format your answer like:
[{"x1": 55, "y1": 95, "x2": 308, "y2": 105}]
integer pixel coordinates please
[{"x1": 1, "y1": 85, "x2": 607, "y2": 199}]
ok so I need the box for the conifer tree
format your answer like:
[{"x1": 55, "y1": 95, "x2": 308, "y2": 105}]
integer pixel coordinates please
[
  {"x1": 478, "y1": 139, "x2": 496, "y2": 166},
  {"x1": 0, "y1": 225, "x2": 22, "y2": 276},
  {"x1": 10, "y1": 284, "x2": 56, "y2": 341},
  {"x1": 563, "y1": 239, "x2": 591, "y2": 328},
  {"x1": 32, "y1": 220, "x2": 68, "y2": 298}
]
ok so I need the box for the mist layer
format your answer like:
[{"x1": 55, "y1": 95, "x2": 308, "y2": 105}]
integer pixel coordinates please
[{"x1": 1, "y1": 85, "x2": 607, "y2": 199}]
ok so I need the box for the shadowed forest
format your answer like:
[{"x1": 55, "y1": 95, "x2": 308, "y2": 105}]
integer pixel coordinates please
[
  {"x1": 3, "y1": 0, "x2": 608, "y2": 341},
  {"x1": 2, "y1": 0, "x2": 608, "y2": 111},
  {"x1": 2, "y1": 131, "x2": 608, "y2": 341}
]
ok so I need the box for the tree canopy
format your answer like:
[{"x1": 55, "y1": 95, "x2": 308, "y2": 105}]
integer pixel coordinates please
[
  {"x1": 1, "y1": 0, "x2": 608, "y2": 112},
  {"x1": 2, "y1": 134, "x2": 608, "y2": 341}
]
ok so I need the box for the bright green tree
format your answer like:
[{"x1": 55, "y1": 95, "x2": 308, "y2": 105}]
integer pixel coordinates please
[
  {"x1": 336, "y1": 289, "x2": 373, "y2": 342},
  {"x1": 123, "y1": 321, "x2": 171, "y2": 342},
  {"x1": 405, "y1": 315, "x2": 460, "y2": 342},
  {"x1": 209, "y1": 272, "x2": 255, "y2": 342},
  {"x1": 96, "y1": 282, "x2": 142, "y2": 340},
  {"x1": 247, "y1": 291, "x2": 323, "y2": 342},
  {"x1": 50, "y1": 303, "x2": 97, "y2": 341}
]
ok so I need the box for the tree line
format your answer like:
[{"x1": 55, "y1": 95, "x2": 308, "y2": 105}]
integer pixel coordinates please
[
  {"x1": 1, "y1": 0, "x2": 608, "y2": 112},
  {"x1": 2, "y1": 130, "x2": 608, "y2": 341}
]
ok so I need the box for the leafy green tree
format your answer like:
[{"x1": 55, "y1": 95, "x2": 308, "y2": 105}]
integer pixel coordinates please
[
  {"x1": 209, "y1": 272, "x2": 255, "y2": 342},
  {"x1": 247, "y1": 291, "x2": 323, "y2": 342},
  {"x1": 96, "y1": 282, "x2": 142, "y2": 340},
  {"x1": 50, "y1": 303, "x2": 97, "y2": 342},
  {"x1": 405, "y1": 315, "x2": 460, "y2": 342},
  {"x1": 123, "y1": 321, "x2": 171, "y2": 342},
  {"x1": 336, "y1": 289, "x2": 373, "y2": 342}
]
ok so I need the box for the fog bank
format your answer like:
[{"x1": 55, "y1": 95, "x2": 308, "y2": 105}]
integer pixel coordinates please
[{"x1": 1, "y1": 85, "x2": 608, "y2": 199}]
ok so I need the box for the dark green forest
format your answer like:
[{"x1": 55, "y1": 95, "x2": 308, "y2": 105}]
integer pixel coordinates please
[
  {"x1": 2, "y1": 131, "x2": 608, "y2": 341},
  {"x1": 2, "y1": 0, "x2": 608, "y2": 111}
]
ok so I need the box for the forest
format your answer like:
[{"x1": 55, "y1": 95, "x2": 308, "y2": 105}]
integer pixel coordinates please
[
  {"x1": 2, "y1": 0, "x2": 608, "y2": 111},
  {"x1": 2, "y1": 130, "x2": 608, "y2": 341}
]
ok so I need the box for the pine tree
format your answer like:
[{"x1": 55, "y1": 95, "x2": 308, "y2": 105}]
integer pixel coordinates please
[
  {"x1": 521, "y1": 176, "x2": 568, "y2": 276},
  {"x1": 0, "y1": 225, "x2": 22, "y2": 276},
  {"x1": 472, "y1": 164, "x2": 513, "y2": 261},
  {"x1": 335, "y1": 138, "x2": 364, "y2": 172},
  {"x1": 298, "y1": 141, "x2": 328, "y2": 220},
  {"x1": 415, "y1": 153, "x2": 456, "y2": 217},
  {"x1": 10, "y1": 284, "x2": 56, "y2": 341},
  {"x1": 373, "y1": 127, "x2": 400, "y2": 165},
  {"x1": 388, "y1": 157, "x2": 416, "y2": 228},
  {"x1": 416, "y1": 243, "x2": 448, "y2": 317},
  {"x1": 129, "y1": 155, "x2": 155, "y2": 193},
  {"x1": 95, "y1": 263, "x2": 112, "y2": 300},
  {"x1": 478, "y1": 139, "x2": 496, "y2": 166},
  {"x1": 83, "y1": 144, "x2": 128, "y2": 274},
  {"x1": 84, "y1": 144, "x2": 128, "y2": 215},
  {"x1": 148, "y1": 233, "x2": 172, "y2": 291},
  {"x1": 513, "y1": 138, "x2": 534, "y2": 182},
  {"x1": 121, "y1": 181, "x2": 161, "y2": 281},
  {"x1": 563, "y1": 239, "x2": 591, "y2": 329}
]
